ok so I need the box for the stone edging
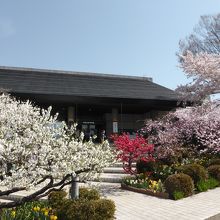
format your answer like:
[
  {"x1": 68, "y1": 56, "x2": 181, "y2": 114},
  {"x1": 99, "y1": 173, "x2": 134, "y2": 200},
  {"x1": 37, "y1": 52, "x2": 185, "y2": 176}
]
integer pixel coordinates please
[{"x1": 121, "y1": 183, "x2": 169, "y2": 199}]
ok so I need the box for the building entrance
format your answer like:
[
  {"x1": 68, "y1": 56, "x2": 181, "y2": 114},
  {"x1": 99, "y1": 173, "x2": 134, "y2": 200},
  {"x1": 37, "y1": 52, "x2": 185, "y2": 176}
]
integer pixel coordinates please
[{"x1": 80, "y1": 121, "x2": 105, "y2": 142}]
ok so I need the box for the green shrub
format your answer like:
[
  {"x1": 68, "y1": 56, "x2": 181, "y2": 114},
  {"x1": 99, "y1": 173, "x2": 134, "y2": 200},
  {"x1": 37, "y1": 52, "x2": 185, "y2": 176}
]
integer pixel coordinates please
[
  {"x1": 48, "y1": 190, "x2": 67, "y2": 209},
  {"x1": 136, "y1": 160, "x2": 157, "y2": 173},
  {"x1": 164, "y1": 173, "x2": 194, "y2": 199},
  {"x1": 196, "y1": 177, "x2": 219, "y2": 192},
  {"x1": 177, "y1": 164, "x2": 207, "y2": 184},
  {"x1": 48, "y1": 190, "x2": 70, "y2": 219},
  {"x1": 208, "y1": 159, "x2": 220, "y2": 166},
  {"x1": 207, "y1": 165, "x2": 220, "y2": 181},
  {"x1": 48, "y1": 188, "x2": 115, "y2": 220},
  {"x1": 79, "y1": 187, "x2": 100, "y2": 200},
  {"x1": 92, "y1": 199, "x2": 115, "y2": 220},
  {"x1": 207, "y1": 178, "x2": 220, "y2": 189},
  {"x1": 64, "y1": 200, "x2": 87, "y2": 220},
  {"x1": 173, "y1": 191, "x2": 185, "y2": 200},
  {"x1": 66, "y1": 199, "x2": 115, "y2": 220}
]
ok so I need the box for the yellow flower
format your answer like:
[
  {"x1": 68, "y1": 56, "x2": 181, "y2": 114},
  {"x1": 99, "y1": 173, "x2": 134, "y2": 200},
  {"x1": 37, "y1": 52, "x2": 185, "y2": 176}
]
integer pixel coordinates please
[
  {"x1": 50, "y1": 215, "x2": 58, "y2": 220},
  {"x1": 11, "y1": 211, "x2": 16, "y2": 218},
  {"x1": 33, "y1": 206, "x2": 40, "y2": 212},
  {"x1": 150, "y1": 180, "x2": 158, "y2": 187},
  {"x1": 44, "y1": 211, "x2": 49, "y2": 216},
  {"x1": 42, "y1": 207, "x2": 50, "y2": 212}
]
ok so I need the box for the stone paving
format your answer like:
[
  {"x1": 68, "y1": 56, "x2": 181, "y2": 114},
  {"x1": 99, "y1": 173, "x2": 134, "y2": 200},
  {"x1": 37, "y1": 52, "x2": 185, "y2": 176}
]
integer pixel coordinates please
[
  {"x1": 1, "y1": 183, "x2": 220, "y2": 220},
  {"x1": 95, "y1": 183, "x2": 220, "y2": 220}
]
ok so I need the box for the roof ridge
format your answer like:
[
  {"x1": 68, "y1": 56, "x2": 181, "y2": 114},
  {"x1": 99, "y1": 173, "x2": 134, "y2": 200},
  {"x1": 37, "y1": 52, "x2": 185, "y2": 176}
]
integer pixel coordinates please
[{"x1": 0, "y1": 66, "x2": 153, "y2": 82}]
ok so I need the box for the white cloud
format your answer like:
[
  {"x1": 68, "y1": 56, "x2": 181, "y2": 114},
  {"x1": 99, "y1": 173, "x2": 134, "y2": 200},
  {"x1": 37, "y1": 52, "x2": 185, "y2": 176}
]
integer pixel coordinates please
[{"x1": 0, "y1": 18, "x2": 16, "y2": 38}]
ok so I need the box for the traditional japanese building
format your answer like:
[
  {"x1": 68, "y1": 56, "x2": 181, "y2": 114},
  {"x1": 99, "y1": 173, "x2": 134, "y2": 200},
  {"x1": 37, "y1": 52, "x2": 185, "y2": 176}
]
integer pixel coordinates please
[{"x1": 0, "y1": 66, "x2": 178, "y2": 139}]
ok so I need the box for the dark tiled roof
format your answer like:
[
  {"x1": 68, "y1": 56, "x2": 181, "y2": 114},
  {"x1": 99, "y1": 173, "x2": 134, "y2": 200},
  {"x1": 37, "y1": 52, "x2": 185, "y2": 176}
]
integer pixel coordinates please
[{"x1": 0, "y1": 66, "x2": 178, "y2": 101}]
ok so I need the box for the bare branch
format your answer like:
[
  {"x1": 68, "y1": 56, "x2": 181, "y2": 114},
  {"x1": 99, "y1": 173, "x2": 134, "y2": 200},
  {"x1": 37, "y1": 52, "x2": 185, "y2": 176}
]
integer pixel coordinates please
[
  {"x1": 0, "y1": 187, "x2": 26, "y2": 197},
  {"x1": 35, "y1": 180, "x2": 72, "y2": 200},
  {"x1": 0, "y1": 175, "x2": 72, "y2": 209}
]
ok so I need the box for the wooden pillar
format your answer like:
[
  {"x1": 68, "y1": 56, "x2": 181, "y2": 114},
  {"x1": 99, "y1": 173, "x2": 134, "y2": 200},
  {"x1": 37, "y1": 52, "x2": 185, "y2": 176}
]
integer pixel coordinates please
[{"x1": 68, "y1": 106, "x2": 75, "y2": 125}]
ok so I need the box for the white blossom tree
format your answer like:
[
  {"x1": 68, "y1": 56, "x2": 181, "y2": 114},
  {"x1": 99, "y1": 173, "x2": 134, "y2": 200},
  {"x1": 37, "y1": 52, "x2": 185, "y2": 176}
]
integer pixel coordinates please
[
  {"x1": 177, "y1": 13, "x2": 220, "y2": 102},
  {"x1": 0, "y1": 93, "x2": 115, "y2": 208},
  {"x1": 177, "y1": 51, "x2": 220, "y2": 102}
]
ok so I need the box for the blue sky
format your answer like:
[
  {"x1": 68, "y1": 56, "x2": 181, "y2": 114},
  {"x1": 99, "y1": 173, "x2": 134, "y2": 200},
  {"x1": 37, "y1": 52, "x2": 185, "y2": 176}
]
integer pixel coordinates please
[{"x1": 0, "y1": 0, "x2": 220, "y2": 90}]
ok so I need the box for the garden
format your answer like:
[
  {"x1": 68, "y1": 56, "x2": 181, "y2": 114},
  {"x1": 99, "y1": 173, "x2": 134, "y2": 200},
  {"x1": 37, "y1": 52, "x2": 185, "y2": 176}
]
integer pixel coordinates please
[{"x1": 112, "y1": 101, "x2": 220, "y2": 200}]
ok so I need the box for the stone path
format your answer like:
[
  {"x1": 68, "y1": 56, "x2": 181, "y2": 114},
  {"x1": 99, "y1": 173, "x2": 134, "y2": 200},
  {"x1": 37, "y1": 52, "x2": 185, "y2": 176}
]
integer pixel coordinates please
[
  {"x1": 95, "y1": 183, "x2": 220, "y2": 220},
  {"x1": 1, "y1": 183, "x2": 220, "y2": 220}
]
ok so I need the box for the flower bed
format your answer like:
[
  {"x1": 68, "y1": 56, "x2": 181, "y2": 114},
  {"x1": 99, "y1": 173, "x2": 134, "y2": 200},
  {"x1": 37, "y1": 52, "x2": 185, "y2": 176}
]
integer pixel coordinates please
[
  {"x1": 0, "y1": 188, "x2": 116, "y2": 220},
  {"x1": 113, "y1": 132, "x2": 220, "y2": 200},
  {"x1": 0, "y1": 201, "x2": 58, "y2": 220},
  {"x1": 121, "y1": 163, "x2": 220, "y2": 200},
  {"x1": 121, "y1": 183, "x2": 169, "y2": 199}
]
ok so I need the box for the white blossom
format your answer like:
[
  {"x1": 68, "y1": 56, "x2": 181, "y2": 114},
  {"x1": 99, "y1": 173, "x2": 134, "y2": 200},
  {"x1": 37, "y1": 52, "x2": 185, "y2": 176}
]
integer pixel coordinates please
[
  {"x1": 0, "y1": 93, "x2": 115, "y2": 190},
  {"x1": 177, "y1": 51, "x2": 220, "y2": 102}
]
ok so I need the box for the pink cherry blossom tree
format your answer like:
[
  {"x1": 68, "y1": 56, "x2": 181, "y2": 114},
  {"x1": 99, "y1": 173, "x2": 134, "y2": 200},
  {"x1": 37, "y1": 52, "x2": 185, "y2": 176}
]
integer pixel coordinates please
[
  {"x1": 177, "y1": 51, "x2": 220, "y2": 102},
  {"x1": 142, "y1": 101, "x2": 220, "y2": 162},
  {"x1": 147, "y1": 14, "x2": 220, "y2": 162},
  {"x1": 177, "y1": 14, "x2": 220, "y2": 102}
]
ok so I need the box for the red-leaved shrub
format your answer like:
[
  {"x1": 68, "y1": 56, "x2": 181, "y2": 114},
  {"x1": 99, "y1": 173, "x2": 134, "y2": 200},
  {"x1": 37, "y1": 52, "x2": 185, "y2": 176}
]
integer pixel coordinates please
[{"x1": 112, "y1": 133, "x2": 154, "y2": 174}]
